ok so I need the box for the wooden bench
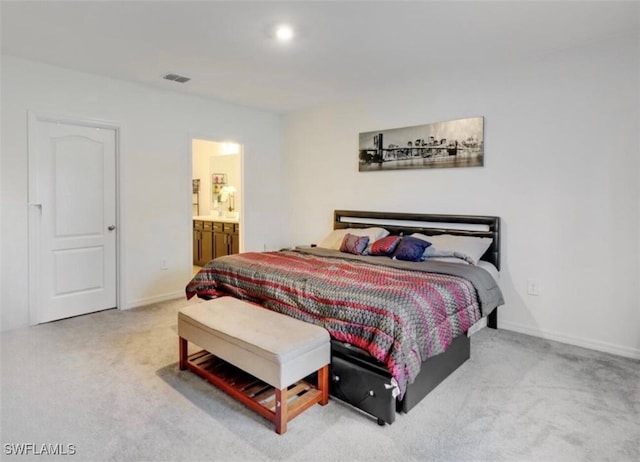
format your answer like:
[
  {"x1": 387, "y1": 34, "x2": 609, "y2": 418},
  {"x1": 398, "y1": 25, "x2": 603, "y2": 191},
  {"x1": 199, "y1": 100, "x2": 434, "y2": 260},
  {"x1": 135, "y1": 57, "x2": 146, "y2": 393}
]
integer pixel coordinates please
[{"x1": 178, "y1": 297, "x2": 330, "y2": 434}]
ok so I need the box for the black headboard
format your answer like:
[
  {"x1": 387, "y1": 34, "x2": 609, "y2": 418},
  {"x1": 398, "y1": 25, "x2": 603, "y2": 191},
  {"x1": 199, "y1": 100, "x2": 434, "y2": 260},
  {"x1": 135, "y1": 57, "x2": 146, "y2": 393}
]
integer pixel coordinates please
[{"x1": 333, "y1": 210, "x2": 501, "y2": 270}]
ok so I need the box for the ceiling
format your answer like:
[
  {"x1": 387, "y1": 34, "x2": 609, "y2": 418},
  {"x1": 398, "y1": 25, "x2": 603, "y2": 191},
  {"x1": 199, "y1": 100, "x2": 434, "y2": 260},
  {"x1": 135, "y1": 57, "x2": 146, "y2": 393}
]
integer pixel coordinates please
[{"x1": 1, "y1": 1, "x2": 638, "y2": 114}]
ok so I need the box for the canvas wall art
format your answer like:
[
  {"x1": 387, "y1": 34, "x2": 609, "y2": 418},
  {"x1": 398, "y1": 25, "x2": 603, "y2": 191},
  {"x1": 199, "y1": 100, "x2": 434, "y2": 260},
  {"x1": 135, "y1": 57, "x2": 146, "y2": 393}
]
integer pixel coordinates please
[{"x1": 359, "y1": 117, "x2": 484, "y2": 171}]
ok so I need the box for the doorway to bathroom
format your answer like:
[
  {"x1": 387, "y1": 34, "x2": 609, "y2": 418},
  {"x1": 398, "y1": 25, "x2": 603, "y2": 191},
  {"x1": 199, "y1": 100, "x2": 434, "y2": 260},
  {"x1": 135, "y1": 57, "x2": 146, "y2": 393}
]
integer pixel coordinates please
[{"x1": 191, "y1": 138, "x2": 242, "y2": 274}]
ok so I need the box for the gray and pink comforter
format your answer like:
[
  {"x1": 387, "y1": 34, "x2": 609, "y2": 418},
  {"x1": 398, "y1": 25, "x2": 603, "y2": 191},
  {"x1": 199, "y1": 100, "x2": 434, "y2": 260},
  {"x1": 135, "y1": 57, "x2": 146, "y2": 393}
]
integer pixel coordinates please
[{"x1": 185, "y1": 248, "x2": 504, "y2": 397}]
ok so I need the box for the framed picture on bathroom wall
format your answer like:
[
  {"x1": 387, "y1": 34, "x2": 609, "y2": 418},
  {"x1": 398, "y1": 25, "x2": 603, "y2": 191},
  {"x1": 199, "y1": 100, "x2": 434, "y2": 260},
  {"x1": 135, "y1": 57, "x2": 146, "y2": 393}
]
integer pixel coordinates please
[{"x1": 212, "y1": 173, "x2": 227, "y2": 198}]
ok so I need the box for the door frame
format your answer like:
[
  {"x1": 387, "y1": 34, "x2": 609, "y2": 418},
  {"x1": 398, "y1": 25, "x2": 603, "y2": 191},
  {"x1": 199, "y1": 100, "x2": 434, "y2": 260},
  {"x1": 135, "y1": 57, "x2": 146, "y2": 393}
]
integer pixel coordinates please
[
  {"x1": 188, "y1": 133, "x2": 245, "y2": 273},
  {"x1": 27, "y1": 111, "x2": 124, "y2": 325}
]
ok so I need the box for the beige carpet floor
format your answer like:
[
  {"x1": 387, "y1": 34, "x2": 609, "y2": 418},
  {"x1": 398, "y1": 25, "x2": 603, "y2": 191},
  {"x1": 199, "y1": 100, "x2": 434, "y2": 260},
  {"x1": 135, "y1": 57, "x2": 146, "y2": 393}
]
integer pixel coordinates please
[{"x1": 1, "y1": 297, "x2": 639, "y2": 461}]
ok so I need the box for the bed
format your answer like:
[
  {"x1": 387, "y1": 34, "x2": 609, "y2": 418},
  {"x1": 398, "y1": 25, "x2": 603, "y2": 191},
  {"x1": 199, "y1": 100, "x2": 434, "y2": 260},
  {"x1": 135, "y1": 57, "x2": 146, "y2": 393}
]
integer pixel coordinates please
[{"x1": 186, "y1": 210, "x2": 504, "y2": 425}]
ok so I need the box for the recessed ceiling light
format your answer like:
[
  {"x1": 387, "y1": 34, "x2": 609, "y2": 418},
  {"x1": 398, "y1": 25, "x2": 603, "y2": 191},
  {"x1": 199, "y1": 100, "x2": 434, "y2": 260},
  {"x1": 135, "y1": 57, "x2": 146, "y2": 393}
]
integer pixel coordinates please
[{"x1": 275, "y1": 24, "x2": 294, "y2": 42}]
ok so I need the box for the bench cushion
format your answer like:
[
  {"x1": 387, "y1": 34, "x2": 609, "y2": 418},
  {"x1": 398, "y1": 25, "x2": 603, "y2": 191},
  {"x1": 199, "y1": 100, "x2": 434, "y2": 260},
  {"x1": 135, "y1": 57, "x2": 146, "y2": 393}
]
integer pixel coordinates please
[{"x1": 178, "y1": 297, "x2": 330, "y2": 388}]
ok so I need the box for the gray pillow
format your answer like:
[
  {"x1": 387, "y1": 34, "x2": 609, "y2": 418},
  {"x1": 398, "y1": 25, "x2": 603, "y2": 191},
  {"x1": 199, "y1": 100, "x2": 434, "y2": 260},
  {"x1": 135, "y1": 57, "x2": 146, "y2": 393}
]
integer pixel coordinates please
[{"x1": 411, "y1": 233, "x2": 492, "y2": 265}]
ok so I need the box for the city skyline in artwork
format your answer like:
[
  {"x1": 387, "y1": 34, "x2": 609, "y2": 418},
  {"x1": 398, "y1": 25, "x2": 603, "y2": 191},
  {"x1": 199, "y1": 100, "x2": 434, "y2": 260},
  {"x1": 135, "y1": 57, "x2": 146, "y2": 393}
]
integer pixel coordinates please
[{"x1": 359, "y1": 117, "x2": 484, "y2": 171}]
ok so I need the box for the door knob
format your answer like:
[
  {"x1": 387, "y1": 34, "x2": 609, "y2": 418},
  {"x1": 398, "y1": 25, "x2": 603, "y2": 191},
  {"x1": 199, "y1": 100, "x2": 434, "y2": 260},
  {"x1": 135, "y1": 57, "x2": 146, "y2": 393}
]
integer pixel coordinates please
[{"x1": 108, "y1": 225, "x2": 116, "y2": 231}]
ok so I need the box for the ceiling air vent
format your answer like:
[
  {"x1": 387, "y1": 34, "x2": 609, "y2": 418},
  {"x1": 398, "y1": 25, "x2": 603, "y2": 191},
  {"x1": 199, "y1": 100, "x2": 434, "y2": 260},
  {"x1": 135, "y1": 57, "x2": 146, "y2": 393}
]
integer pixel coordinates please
[{"x1": 163, "y1": 73, "x2": 191, "y2": 83}]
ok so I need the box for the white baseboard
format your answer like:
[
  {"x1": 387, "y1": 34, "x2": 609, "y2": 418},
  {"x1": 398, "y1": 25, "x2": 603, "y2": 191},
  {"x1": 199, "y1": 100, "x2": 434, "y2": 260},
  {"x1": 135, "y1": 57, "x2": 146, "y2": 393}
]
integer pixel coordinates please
[
  {"x1": 124, "y1": 290, "x2": 185, "y2": 310},
  {"x1": 499, "y1": 320, "x2": 640, "y2": 360}
]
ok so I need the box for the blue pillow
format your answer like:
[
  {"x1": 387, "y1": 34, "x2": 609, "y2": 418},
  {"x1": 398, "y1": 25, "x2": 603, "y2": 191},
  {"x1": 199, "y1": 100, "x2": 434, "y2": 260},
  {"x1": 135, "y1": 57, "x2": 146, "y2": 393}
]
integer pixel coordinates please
[
  {"x1": 340, "y1": 233, "x2": 370, "y2": 255},
  {"x1": 393, "y1": 236, "x2": 432, "y2": 262}
]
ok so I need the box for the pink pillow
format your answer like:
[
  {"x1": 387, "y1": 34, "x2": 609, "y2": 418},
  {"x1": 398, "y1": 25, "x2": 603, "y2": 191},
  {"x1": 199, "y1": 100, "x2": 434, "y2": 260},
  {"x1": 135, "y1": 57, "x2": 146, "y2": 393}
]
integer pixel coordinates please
[{"x1": 369, "y1": 235, "x2": 401, "y2": 256}]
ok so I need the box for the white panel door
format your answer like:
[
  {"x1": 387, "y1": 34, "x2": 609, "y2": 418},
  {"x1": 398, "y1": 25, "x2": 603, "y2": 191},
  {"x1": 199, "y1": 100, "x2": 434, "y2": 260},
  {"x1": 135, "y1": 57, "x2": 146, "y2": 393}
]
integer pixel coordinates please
[{"x1": 35, "y1": 121, "x2": 117, "y2": 323}]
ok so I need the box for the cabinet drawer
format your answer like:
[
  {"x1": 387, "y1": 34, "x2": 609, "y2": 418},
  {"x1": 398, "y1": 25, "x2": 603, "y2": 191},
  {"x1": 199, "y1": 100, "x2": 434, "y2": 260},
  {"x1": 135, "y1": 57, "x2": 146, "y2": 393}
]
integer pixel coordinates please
[
  {"x1": 330, "y1": 355, "x2": 396, "y2": 424},
  {"x1": 212, "y1": 222, "x2": 224, "y2": 232},
  {"x1": 193, "y1": 220, "x2": 204, "y2": 230},
  {"x1": 223, "y1": 223, "x2": 236, "y2": 233},
  {"x1": 202, "y1": 221, "x2": 213, "y2": 230}
]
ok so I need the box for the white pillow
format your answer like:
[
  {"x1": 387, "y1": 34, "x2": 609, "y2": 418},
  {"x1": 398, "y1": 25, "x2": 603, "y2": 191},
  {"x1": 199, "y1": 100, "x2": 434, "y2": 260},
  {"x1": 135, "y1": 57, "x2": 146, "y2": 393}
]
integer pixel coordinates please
[
  {"x1": 411, "y1": 233, "x2": 493, "y2": 265},
  {"x1": 318, "y1": 227, "x2": 389, "y2": 250}
]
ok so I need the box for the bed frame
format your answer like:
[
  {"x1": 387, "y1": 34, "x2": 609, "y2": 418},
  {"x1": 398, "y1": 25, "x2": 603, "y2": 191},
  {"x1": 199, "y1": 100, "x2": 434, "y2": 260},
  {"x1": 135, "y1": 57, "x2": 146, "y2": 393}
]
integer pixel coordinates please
[{"x1": 327, "y1": 210, "x2": 501, "y2": 425}]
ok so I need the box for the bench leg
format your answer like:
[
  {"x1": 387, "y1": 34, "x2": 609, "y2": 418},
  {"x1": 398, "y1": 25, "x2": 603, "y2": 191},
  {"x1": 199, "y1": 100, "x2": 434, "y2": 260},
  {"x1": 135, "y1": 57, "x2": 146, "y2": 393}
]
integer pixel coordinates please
[
  {"x1": 274, "y1": 387, "x2": 288, "y2": 434},
  {"x1": 318, "y1": 365, "x2": 329, "y2": 405},
  {"x1": 179, "y1": 337, "x2": 188, "y2": 371}
]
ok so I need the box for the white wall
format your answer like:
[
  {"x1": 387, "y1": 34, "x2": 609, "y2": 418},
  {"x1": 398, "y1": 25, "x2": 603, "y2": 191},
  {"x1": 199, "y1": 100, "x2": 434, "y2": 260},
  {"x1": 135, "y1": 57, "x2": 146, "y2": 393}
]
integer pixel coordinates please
[
  {"x1": 209, "y1": 150, "x2": 241, "y2": 215},
  {"x1": 0, "y1": 56, "x2": 284, "y2": 331},
  {"x1": 191, "y1": 140, "x2": 214, "y2": 216},
  {"x1": 282, "y1": 32, "x2": 640, "y2": 359},
  {"x1": 191, "y1": 140, "x2": 242, "y2": 217}
]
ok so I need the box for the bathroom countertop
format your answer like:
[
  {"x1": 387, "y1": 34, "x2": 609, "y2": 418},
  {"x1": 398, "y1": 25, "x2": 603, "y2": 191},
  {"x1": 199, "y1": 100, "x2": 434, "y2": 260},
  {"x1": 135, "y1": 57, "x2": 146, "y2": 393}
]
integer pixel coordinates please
[{"x1": 193, "y1": 215, "x2": 239, "y2": 224}]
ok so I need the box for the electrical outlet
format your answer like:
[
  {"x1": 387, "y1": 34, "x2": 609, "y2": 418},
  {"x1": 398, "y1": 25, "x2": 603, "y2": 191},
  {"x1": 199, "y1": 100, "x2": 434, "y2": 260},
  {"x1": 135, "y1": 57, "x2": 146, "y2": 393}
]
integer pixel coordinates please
[
  {"x1": 527, "y1": 278, "x2": 540, "y2": 296},
  {"x1": 160, "y1": 258, "x2": 168, "y2": 270}
]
